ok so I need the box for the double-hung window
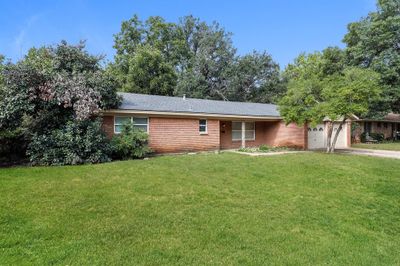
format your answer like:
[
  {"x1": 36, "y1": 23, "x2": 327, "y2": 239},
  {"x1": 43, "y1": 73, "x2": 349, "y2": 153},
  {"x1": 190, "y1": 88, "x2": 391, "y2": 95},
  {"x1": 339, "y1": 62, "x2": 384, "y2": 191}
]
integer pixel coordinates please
[
  {"x1": 232, "y1": 122, "x2": 255, "y2": 141},
  {"x1": 199, "y1": 119, "x2": 207, "y2": 134},
  {"x1": 114, "y1": 116, "x2": 148, "y2": 133}
]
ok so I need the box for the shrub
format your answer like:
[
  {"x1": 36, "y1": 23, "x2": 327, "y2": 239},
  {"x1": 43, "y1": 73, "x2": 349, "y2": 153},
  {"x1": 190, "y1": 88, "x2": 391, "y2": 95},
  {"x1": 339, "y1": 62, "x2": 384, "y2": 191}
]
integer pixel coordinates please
[
  {"x1": 360, "y1": 132, "x2": 384, "y2": 143},
  {"x1": 27, "y1": 119, "x2": 112, "y2": 166},
  {"x1": 0, "y1": 129, "x2": 27, "y2": 165},
  {"x1": 111, "y1": 123, "x2": 151, "y2": 160},
  {"x1": 237, "y1": 145, "x2": 294, "y2": 153},
  {"x1": 238, "y1": 147, "x2": 254, "y2": 153},
  {"x1": 259, "y1": 144, "x2": 271, "y2": 151}
]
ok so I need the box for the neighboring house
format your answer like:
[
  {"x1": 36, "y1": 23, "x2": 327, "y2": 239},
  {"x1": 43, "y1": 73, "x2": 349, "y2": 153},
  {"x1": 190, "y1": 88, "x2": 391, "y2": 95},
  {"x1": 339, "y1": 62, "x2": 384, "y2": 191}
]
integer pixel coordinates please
[
  {"x1": 352, "y1": 113, "x2": 400, "y2": 142},
  {"x1": 101, "y1": 93, "x2": 350, "y2": 153}
]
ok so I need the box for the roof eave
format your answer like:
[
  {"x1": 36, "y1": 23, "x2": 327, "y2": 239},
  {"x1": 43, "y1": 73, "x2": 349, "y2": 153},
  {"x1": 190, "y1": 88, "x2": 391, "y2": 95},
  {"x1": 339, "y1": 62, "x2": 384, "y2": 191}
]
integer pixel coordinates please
[
  {"x1": 100, "y1": 109, "x2": 282, "y2": 121},
  {"x1": 357, "y1": 119, "x2": 400, "y2": 123}
]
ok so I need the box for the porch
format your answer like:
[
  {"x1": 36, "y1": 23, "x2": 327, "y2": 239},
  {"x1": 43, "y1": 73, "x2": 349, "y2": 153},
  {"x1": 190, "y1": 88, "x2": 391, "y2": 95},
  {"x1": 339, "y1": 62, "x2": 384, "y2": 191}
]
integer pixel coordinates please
[
  {"x1": 219, "y1": 120, "x2": 307, "y2": 150},
  {"x1": 353, "y1": 120, "x2": 400, "y2": 142}
]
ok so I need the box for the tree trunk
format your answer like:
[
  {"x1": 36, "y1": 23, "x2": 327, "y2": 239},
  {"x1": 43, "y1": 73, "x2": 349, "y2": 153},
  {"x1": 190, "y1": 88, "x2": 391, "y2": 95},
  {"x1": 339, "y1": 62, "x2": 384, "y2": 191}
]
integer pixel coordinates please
[
  {"x1": 326, "y1": 122, "x2": 333, "y2": 153},
  {"x1": 214, "y1": 88, "x2": 228, "y2": 101},
  {"x1": 330, "y1": 118, "x2": 347, "y2": 153}
]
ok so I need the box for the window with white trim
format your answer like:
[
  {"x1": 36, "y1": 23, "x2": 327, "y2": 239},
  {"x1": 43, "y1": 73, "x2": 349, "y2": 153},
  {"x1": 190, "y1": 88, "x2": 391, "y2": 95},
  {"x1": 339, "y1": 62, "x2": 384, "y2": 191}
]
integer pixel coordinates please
[
  {"x1": 114, "y1": 116, "x2": 148, "y2": 133},
  {"x1": 232, "y1": 122, "x2": 255, "y2": 141},
  {"x1": 199, "y1": 119, "x2": 207, "y2": 134}
]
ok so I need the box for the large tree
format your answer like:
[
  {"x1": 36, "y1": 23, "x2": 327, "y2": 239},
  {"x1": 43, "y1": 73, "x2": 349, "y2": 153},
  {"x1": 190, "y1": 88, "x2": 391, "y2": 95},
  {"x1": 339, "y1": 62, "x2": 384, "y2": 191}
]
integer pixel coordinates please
[
  {"x1": 110, "y1": 15, "x2": 283, "y2": 103},
  {"x1": 110, "y1": 15, "x2": 183, "y2": 96},
  {"x1": 0, "y1": 41, "x2": 121, "y2": 164},
  {"x1": 174, "y1": 17, "x2": 236, "y2": 100},
  {"x1": 114, "y1": 45, "x2": 177, "y2": 95},
  {"x1": 0, "y1": 55, "x2": 4, "y2": 86},
  {"x1": 280, "y1": 51, "x2": 381, "y2": 152},
  {"x1": 1, "y1": 41, "x2": 120, "y2": 132},
  {"x1": 344, "y1": 0, "x2": 400, "y2": 115}
]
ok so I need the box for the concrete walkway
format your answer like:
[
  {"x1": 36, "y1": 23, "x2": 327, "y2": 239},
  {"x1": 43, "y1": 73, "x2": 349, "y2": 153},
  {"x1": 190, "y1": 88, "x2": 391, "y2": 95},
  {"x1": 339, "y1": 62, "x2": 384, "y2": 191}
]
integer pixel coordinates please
[
  {"x1": 337, "y1": 148, "x2": 400, "y2": 159},
  {"x1": 229, "y1": 148, "x2": 400, "y2": 159},
  {"x1": 227, "y1": 150, "x2": 308, "y2": 157}
]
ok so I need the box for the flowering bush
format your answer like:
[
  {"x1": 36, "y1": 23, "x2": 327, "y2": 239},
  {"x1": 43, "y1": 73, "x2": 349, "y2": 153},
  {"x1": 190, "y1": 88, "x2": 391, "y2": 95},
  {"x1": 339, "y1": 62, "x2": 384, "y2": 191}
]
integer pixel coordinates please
[{"x1": 0, "y1": 41, "x2": 121, "y2": 165}]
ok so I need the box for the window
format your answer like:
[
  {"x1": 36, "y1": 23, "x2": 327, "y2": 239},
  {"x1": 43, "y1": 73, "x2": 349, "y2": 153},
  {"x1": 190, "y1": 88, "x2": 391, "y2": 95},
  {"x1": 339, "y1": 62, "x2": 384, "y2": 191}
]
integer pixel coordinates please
[
  {"x1": 199, "y1": 119, "x2": 207, "y2": 134},
  {"x1": 383, "y1": 122, "x2": 388, "y2": 129},
  {"x1": 232, "y1": 122, "x2": 255, "y2": 141},
  {"x1": 114, "y1": 116, "x2": 148, "y2": 133},
  {"x1": 377, "y1": 122, "x2": 382, "y2": 128}
]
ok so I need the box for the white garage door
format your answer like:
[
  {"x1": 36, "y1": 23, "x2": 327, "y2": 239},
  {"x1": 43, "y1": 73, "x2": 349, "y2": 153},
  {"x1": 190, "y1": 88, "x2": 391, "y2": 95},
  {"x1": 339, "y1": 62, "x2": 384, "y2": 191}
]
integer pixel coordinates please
[
  {"x1": 332, "y1": 123, "x2": 348, "y2": 149},
  {"x1": 307, "y1": 123, "x2": 349, "y2": 150},
  {"x1": 308, "y1": 124, "x2": 325, "y2": 149}
]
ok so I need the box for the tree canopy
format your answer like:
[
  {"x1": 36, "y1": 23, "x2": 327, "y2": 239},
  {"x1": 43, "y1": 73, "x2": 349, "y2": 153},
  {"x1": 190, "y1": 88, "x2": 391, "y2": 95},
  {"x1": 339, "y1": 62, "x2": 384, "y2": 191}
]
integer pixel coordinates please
[
  {"x1": 0, "y1": 55, "x2": 4, "y2": 85},
  {"x1": 279, "y1": 50, "x2": 382, "y2": 152},
  {"x1": 344, "y1": 0, "x2": 400, "y2": 115},
  {"x1": 110, "y1": 15, "x2": 284, "y2": 103},
  {"x1": 0, "y1": 41, "x2": 120, "y2": 133},
  {"x1": 0, "y1": 41, "x2": 121, "y2": 165},
  {"x1": 116, "y1": 45, "x2": 177, "y2": 95}
]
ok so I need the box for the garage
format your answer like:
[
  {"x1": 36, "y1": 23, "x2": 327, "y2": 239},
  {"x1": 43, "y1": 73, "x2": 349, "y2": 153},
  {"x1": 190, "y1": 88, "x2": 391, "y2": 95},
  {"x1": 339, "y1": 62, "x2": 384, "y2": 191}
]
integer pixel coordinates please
[
  {"x1": 308, "y1": 124, "x2": 325, "y2": 149},
  {"x1": 308, "y1": 122, "x2": 349, "y2": 150}
]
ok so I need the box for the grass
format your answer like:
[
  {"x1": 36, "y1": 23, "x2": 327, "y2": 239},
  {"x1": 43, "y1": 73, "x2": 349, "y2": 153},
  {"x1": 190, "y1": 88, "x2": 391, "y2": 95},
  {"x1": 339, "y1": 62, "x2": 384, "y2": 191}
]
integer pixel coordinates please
[
  {"x1": 1, "y1": 152, "x2": 400, "y2": 265},
  {"x1": 352, "y1": 142, "x2": 400, "y2": 151}
]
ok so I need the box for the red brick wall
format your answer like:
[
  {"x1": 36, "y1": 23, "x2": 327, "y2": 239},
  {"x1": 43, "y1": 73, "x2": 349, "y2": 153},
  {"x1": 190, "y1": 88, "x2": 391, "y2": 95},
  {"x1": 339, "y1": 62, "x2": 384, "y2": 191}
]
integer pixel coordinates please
[
  {"x1": 265, "y1": 121, "x2": 307, "y2": 149},
  {"x1": 149, "y1": 117, "x2": 220, "y2": 153},
  {"x1": 347, "y1": 121, "x2": 352, "y2": 146},
  {"x1": 102, "y1": 115, "x2": 220, "y2": 153},
  {"x1": 102, "y1": 115, "x2": 306, "y2": 152},
  {"x1": 220, "y1": 121, "x2": 273, "y2": 149},
  {"x1": 220, "y1": 121, "x2": 306, "y2": 149},
  {"x1": 101, "y1": 116, "x2": 114, "y2": 138},
  {"x1": 371, "y1": 122, "x2": 394, "y2": 139},
  {"x1": 352, "y1": 121, "x2": 362, "y2": 143},
  {"x1": 352, "y1": 121, "x2": 397, "y2": 142}
]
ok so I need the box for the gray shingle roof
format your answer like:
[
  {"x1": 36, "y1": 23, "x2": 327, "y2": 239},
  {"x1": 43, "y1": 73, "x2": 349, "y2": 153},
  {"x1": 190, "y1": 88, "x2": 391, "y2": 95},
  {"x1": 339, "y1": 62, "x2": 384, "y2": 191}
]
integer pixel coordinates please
[{"x1": 118, "y1": 93, "x2": 280, "y2": 117}]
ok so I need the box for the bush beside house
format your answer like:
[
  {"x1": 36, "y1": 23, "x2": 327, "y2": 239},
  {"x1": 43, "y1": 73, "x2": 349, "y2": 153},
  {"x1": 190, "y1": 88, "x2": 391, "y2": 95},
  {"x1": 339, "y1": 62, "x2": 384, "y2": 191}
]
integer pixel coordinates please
[
  {"x1": 111, "y1": 123, "x2": 151, "y2": 160},
  {"x1": 27, "y1": 119, "x2": 112, "y2": 166},
  {"x1": 0, "y1": 41, "x2": 144, "y2": 166},
  {"x1": 360, "y1": 132, "x2": 385, "y2": 143}
]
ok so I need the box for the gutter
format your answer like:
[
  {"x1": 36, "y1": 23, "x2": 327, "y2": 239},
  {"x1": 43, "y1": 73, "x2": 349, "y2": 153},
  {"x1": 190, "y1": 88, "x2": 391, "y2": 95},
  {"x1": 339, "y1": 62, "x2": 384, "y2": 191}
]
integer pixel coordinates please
[{"x1": 100, "y1": 109, "x2": 282, "y2": 121}]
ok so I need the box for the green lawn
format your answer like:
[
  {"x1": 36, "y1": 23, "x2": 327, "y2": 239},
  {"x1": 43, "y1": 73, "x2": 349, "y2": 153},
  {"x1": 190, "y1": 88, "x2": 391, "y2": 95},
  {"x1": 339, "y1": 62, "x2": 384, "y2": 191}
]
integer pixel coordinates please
[
  {"x1": 352, "y1": 142, "x2": 400, "y2": 151},
  {"x1": 1, "y1": 153, "x2": 400, "y2": 265}
]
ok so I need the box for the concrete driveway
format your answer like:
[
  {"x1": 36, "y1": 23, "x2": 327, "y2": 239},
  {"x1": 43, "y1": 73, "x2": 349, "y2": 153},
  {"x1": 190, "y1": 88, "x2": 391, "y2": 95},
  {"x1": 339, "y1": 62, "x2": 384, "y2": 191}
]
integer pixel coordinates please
[{"x1": 337, "y1": 148, "x2": 400, "y2": 159}]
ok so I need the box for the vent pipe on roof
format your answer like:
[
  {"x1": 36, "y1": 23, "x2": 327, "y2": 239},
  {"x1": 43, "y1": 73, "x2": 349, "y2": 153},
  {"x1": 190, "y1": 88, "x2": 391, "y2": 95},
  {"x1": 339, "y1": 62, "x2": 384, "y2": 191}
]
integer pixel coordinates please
[{"x1": 182, "y1": 94, "x2": 186, "y2": 100}]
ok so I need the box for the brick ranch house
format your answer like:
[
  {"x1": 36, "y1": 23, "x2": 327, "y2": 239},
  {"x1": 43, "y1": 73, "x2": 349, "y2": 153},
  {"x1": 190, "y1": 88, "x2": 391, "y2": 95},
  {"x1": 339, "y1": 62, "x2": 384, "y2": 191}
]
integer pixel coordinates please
[
  {"x1": 352, "y1": 113, "x2": 400, "y2": 142},
  {"x1": 101, "y1": 93, "x2": 351, "y2": 153}
]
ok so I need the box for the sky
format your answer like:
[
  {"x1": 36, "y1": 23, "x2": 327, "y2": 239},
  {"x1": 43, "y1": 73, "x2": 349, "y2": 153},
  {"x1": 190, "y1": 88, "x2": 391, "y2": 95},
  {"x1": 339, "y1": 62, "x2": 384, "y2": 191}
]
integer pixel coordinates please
[{"x1": 0, "y1": 0, "x2": 377, "y2": 68}]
